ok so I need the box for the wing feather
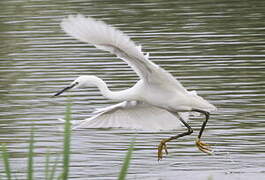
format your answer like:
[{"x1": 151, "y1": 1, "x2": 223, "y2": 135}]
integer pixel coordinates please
[
  {"x1": 61, "y1": 15, "x2": 188, "y2": 93},
  {"x1": 72, "y1": 101, "x2": 190, "y2": 131},
  {"x1": 61, "y1": 14, "x2": 157, "y2": 80}
]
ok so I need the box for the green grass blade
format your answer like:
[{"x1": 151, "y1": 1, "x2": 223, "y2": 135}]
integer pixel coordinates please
[
  {"x1": 61, "y1": 103, "x2": 72, "y2": 180},
  {"x1": 45, "y1": 150, "x2": 50, "y2": 180},
  {"x1": 27, "y1": 128, "x2": 34, "y2": 180},
  {"x1": 49, "y1": 154, "x2": 60, "y2": 180},
  {"x1": 118, "y1": 139, "x2": 134, "y2": 180},
  {"x1": 1, "y1": 144, "x2": 12, "y2": 180}
]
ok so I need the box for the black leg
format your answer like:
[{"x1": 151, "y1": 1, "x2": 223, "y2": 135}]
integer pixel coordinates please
[
  {"x1": 192, "y1": 109, "x2": 210, "y2": 139},
  {"x1": 192, "y1": 109, "x2": 212, "y2": 154},
  {"x1": 166, "y1": 116, "x2": 193, "y2": 141},
  {"x1": 157, "y1": 114, "x2": 193, "y2": 161}
]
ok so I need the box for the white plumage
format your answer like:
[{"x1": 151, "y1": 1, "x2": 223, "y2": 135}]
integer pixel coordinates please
[
  {"x1": 61, "y1": 14, "x2": 156, "y2": 80},
  {"x1": 57, "y1": 14, "x2": 216, "y2": 131},
  {"x1": 71, "y1": 101, "x2": 190, "y2": 131}
]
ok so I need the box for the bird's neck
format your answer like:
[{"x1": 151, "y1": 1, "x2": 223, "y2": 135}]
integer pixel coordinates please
[{"x1": 90, "y1": 76, "x2": 133, "y2": 101}]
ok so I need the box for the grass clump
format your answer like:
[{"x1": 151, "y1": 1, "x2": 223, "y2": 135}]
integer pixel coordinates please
[
  {"x1": 1, "y1": 103, "x2": 72, "y2": 180},
  {"x1": 1, "y1": 103, "x2": 134, "y2": 179}
]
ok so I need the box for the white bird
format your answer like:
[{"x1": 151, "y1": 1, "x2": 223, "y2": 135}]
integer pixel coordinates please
[{"x1": 54, "y1": 14, "x2": 217, "y2": 160}]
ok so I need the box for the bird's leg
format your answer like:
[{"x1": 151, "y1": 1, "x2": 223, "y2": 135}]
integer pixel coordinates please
[
  {"x1": 192, "y1": 109, "x2": 212, "y2": 154},
  {"x1": 158, "y1": 116, "x2": 193, "y2": 161}
]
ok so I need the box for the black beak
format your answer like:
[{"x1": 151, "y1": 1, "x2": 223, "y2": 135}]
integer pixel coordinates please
[{"x1": 53, "y1": 83, "x2": 77, "y2": 97}]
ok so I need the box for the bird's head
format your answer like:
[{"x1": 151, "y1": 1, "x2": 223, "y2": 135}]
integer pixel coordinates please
[{"x1": 53, "y1": 75, "x2": 97, "y2": 96}]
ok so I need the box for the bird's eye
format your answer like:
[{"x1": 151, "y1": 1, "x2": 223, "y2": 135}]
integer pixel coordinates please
[{"x1": 75, "y1": 82, "x2": 79, "y2": 85}]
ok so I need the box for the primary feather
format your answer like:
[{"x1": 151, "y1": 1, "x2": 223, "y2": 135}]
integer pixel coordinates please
[
  {"x1": 61, "y1": 14, "x2": 154, "y2": 79},
  {"x1": 61, "y1": 14, "x2": 187, "y2": 92}
]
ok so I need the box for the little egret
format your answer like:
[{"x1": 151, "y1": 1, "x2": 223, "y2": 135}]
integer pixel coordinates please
[{"x1": 54, "y1": 14, "x2": 217, "y2": 160}]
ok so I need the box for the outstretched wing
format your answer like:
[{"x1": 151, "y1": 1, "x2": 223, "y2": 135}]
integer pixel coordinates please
[
  {"x1": 71, "y1": 101, "x2": 189, "y2": 131},
  {"x1": 61, "y1": 14, "x2": 187, "y2": 92},
  {"x1": 61, "y1": 14, "x2": 156, "y2": 80}
]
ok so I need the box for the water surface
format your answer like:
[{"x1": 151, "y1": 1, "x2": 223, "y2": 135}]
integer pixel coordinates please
[{"x1": 0, "y1": 0, "x2": 265, "y2": 179}]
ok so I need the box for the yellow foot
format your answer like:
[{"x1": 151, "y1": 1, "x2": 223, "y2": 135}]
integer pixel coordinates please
[
  {"x1": 157, "y1": 139, "x2": 168, "y2": 161},
  {"x1": 195, "y1": 138, "x2": 213, "y2": 155}
]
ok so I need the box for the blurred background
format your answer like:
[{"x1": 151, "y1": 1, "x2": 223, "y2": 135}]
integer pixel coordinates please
[{"x1": 0, "y1": 0, "x2": 265, "y2": 179}]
